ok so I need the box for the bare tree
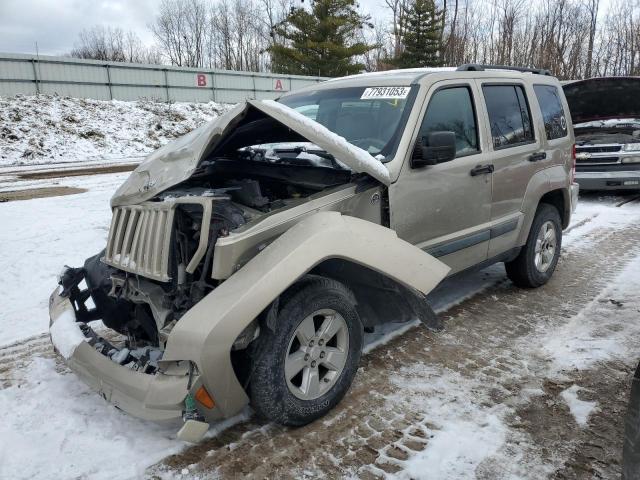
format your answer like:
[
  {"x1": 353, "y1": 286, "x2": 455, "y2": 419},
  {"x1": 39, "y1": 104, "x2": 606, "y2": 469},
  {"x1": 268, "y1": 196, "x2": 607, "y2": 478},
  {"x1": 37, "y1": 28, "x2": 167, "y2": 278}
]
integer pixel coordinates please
[
  {"x1": 71, "y1": 26, "x2": 156, "y2": 63},
  {"x1": 385, "y1": 0, "x2": 410, "y2": 57},
  {"x1": 71, "y1": 0, "x2": 640, "y2": 78}
]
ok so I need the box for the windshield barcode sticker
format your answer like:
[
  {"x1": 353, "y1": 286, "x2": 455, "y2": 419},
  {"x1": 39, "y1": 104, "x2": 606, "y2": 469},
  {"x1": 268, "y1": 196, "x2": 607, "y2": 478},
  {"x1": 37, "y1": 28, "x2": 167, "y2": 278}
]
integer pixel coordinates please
[{"x1": 361, "y1": 86, "x2": 410, "y2": 100}]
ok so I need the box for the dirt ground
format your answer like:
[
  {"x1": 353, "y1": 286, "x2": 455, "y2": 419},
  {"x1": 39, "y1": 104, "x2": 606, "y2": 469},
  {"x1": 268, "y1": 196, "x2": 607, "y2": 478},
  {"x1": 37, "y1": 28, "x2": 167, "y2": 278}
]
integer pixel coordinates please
[
  {"x1": 0, "y1": 186, "x2": 87, "y2": 202},
  {"x1": 13, "y1": 163, "x2": 136, "y2": 180},
  {"x1": 142, "y1": 198, "x2": 640, "y2": 479},
  {"x1": 0, "y1": 161, "x2": 137, "y2": 201}
]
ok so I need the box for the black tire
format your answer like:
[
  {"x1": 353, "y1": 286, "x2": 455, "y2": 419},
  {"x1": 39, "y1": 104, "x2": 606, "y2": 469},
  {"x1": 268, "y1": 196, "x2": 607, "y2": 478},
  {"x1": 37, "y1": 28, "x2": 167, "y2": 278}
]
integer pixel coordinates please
[
  {"x1": 505, "y1": 203, "x2": 562, "y2": 288},
  {"x1": 249, "y1": 276, "x2": 363, "y2": 426}
]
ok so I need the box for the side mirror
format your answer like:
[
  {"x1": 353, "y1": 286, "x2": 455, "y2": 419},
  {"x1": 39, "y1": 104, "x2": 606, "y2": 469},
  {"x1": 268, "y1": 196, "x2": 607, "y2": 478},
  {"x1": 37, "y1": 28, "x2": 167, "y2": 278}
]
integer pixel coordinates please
[{"x1": 411, "y1": 131, "x2": 457, "y2": 168}]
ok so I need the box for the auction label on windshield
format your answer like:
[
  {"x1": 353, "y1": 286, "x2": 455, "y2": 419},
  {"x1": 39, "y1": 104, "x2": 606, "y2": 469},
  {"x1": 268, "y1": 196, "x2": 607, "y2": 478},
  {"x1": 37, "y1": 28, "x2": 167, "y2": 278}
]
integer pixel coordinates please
[{"x1": 361, "y1": 86, "x2": 410, "y2": 99}]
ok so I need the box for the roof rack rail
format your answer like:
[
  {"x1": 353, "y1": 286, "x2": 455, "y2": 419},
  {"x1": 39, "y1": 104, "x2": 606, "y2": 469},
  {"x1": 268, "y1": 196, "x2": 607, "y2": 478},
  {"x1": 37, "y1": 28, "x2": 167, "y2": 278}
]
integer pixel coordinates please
[{"x1": 456, "y1": 64, "x2": 553, "y2": 76}]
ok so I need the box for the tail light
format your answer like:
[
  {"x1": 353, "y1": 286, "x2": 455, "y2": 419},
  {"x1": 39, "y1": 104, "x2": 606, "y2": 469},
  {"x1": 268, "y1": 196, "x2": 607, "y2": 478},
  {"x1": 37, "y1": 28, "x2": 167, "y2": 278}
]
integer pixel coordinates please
[{"x1": 571, "y1": 144, "x2": 576, "y2": 183}]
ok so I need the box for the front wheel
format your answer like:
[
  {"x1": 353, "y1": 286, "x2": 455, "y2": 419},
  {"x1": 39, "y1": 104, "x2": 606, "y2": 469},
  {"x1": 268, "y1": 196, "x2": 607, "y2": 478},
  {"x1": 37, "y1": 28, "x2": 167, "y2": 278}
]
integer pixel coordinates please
[
  {"x1": 249, "y1": 277, "x2": 363, "y2": 426},
  {"x1": 505, "y1": 203, "x2": 562, "y2": 288}
]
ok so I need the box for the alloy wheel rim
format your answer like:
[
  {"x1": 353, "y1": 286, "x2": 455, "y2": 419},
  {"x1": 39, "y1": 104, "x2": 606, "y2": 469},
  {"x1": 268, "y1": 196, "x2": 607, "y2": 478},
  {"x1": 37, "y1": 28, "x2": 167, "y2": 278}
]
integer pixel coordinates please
[
  {"x1": 534, "y1": 220, "x2": 557, "y2": 273},
  {"x1": 285, "y1": 308, "x2": 349, "y2": 400}
]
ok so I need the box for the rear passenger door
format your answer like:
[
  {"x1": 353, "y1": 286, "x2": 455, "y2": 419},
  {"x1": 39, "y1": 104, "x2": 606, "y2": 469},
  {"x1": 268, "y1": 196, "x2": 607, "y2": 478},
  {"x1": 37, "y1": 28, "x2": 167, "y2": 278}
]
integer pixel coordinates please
[{"x1": 478, "y1": 81, "x2": 546, "y2": 257}]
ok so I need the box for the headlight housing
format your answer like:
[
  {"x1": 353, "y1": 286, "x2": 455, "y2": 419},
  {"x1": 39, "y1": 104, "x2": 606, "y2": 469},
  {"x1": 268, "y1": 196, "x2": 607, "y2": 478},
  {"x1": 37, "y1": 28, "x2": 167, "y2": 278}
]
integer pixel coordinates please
[{"x1": 622, "y1": 143, "x2": 640, "y2": 152}]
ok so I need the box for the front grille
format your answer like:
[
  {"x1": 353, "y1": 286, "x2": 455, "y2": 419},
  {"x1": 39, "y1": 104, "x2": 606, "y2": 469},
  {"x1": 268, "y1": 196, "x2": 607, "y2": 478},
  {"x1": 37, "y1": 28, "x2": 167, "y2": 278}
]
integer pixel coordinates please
[
  {"x1": 576, "y1": 156, "x2": 620, "y2": 164},
  {"x1": 576, "y1": 145, "x2": 622, "y2": 153},
  {"x1": 104, "y1": 203, "x2": 175, "y2": 282}
]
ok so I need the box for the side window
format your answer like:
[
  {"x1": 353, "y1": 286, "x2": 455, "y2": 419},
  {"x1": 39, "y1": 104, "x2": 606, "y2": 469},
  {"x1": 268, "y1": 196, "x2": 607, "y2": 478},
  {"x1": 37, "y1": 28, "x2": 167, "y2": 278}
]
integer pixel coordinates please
[
  {"x1": 419, "y1": 86, "x2": 479, "y2": 156},
  {"x1": 482, "y1": 85, "x2": 535, "y2": 149},
  {"x1": 533, "y1": 85, "x2": 568, "y2": 140}
]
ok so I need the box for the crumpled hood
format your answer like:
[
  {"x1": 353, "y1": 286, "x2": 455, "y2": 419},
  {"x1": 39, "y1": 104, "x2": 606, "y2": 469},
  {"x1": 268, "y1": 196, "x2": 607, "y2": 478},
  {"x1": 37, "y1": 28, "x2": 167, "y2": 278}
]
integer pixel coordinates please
[
  {"x1": 563, "y1": 77, "x2": 640, "y2": 125},
  {"x1": 111, "y1": 100, "x2": 390, "y2": 207}
]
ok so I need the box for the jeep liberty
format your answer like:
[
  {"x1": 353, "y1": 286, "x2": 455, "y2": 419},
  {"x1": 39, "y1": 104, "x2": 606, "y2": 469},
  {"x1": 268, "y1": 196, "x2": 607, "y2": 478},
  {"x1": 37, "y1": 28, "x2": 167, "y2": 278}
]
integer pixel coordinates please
[{"x1": 49, "y1": 64, "x2": 579, "y2": 441}]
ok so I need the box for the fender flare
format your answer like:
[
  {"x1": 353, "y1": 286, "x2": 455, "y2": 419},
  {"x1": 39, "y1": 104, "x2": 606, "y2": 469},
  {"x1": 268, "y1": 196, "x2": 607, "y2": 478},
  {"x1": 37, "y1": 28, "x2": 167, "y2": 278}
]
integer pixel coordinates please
[
  {"x1": 162, "y1": 212, "x2": 450, "y2": 417},
  {"x1": 518, "y1": 165, "x2": 571, "y2": 245}
]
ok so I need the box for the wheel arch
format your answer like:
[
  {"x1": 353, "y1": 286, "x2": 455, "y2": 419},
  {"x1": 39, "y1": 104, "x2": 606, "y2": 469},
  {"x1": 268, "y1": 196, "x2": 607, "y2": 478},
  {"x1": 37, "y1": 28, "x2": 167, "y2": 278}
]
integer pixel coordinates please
[
  {"x1": 309, "y1": 259, "x2": 442, "y2": 332},
  {"x1": 518, "y1": 166, "x2": 571, "y2": 245},
  {"x1": 539, "y1": 188, "x2": 570, "y2": 229}
]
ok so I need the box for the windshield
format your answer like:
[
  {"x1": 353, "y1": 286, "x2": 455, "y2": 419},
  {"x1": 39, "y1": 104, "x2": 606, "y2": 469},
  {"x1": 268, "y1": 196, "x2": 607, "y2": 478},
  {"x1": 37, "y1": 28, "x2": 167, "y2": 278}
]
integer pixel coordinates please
[{"x1": 278, "y1": 85, "x2": 417, "y2": 162}]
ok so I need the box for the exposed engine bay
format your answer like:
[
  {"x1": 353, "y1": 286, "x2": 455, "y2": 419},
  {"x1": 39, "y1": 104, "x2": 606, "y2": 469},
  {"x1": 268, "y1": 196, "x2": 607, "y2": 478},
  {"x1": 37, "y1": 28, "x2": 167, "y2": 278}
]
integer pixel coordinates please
[
  {"x1": 575, "y1": 120, "x2": 640, "y2": 145},
  {"x1": 71, "y1": 137, "x2": 358, "y2": 370}
]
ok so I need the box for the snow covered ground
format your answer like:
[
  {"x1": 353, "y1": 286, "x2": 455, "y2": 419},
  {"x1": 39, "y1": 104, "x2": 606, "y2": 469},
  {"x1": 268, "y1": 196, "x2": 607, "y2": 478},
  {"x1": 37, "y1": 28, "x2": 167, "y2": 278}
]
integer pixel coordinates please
[
  {"x1": 0, "y1": 95, "x2": 232, "y2": 167},
  {"x1": 0, "y1": 171, "x2": 127, "y2": 346},
  {"x1": 1, "y1": 176, "x2": 639, "y2": 479}
]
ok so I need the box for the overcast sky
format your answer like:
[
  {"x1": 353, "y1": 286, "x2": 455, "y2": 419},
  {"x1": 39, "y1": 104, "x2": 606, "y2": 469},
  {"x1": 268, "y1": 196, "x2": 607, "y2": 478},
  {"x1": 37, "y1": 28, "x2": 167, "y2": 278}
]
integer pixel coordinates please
[
  {"x1": 0, "y1": 0, "x2": 387, "y2": 56},
  {"x1": 0, "y1": 0, "x2": 612, "y2": 57},
  {"x1": 0, "y1": 0, "x2": 159, "y2": 55}
]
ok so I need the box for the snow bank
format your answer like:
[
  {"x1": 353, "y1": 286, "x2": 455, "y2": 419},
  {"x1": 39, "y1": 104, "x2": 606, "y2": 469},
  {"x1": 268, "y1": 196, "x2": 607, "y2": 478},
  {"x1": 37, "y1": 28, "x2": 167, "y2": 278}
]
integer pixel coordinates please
[
  {"x1": 49, "y1": 304, "x2": 87, "y2": 359},
  {"x1": 0, "y1": 95, "x2": 233, "y2": 167},
  {"x1": 560, "y1": 385, "x2": 598, "y2": 427}
]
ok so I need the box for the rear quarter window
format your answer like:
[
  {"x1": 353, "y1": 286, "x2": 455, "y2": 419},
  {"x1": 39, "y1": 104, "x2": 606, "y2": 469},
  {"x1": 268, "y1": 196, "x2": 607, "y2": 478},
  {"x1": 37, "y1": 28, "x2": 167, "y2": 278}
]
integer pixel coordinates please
[
  {"x1": 533, "y1": 85, "x2": 569, "y2": 140},
  {"x1": 482, "y1": 85, "x2": 535, "y2": 149}
]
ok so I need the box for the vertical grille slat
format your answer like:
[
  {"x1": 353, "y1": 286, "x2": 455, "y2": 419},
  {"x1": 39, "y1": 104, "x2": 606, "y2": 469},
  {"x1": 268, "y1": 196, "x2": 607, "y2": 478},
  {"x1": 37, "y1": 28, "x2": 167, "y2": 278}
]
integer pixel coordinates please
[
  {"x1": 138, "y1": 210, "x2": 148, "y2": 272},
  {"x1": 113, "y1": 209, "x2": 129, "y2": 260},
  {"x1": 153, "y1": 210, "x2": 165, "y2": 276},
  {"x1": 106, "y1": 208, "x2": 120, "y2": 259},
  {"x1": 129, "y1": 209, "x2": 145, "y2": 269},
  {"x1": 121, "y1": 210, "x2": 139, "y2": 266}
]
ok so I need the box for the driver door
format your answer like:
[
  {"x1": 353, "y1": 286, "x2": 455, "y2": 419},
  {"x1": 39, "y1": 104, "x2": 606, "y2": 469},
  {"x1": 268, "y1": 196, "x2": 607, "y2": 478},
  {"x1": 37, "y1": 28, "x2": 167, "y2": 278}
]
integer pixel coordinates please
[{"x1": 389, "y1": 81, "x2": 493, "y2": 274}]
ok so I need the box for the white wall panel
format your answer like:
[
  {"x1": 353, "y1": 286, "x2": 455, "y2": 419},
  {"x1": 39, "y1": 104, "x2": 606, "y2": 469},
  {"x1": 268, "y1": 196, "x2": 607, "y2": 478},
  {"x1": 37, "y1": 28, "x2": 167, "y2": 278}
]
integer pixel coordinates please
[{"x1": 0, "y1": 53, "x2": 326, "y2": 104}]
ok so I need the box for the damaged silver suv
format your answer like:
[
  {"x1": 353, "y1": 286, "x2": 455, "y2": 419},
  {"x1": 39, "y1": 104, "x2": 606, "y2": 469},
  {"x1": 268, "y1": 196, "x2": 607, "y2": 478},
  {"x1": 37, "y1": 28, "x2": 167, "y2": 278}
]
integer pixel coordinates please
[{"x1": 49, "y1": 65, "x2": 578, "y2": 441}]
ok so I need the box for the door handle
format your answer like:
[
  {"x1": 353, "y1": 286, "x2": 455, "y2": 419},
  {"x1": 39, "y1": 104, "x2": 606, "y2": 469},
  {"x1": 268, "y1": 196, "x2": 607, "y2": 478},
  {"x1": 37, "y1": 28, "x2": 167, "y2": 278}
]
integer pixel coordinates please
[
  {"x1": 470, "y1": 164, "x2": 494, "y2": 176},
  {"x1": 528, "y1": 151, "x2": 547, "y2": 162}
]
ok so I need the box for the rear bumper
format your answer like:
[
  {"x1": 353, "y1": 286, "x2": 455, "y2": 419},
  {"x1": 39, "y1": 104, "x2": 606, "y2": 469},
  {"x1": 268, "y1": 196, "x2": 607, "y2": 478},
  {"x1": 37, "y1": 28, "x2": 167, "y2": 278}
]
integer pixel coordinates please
[
  {"x1": 49, "y1": 287, "x2": 189, "y2": 421},
  {"x1": 576, "y1": 171, "x2": 640, "y2": 190}
]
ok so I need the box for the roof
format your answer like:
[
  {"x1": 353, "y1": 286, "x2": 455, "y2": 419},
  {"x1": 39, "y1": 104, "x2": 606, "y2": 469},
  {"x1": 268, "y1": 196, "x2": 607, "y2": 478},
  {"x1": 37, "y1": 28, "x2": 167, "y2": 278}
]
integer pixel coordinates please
[{"x1": 281, "y1": 66, "x2": 559, "y2": 95}]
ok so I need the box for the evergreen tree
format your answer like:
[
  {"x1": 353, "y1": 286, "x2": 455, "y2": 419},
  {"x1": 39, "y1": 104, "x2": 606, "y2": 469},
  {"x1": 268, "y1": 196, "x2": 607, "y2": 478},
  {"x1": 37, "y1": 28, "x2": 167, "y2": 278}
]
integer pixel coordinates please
[
  {"x1": 269, "y1": 0, "x2": 375, "y2": 77},
  {"x1": 395, "y1": 0, "x2": 442, "y2": 68}
]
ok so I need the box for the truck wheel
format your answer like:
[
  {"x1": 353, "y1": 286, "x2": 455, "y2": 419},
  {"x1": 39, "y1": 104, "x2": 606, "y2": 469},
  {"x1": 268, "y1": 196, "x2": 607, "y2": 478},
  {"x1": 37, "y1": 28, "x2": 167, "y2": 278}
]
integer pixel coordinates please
[
  {"x1": 505, "y1": 203, "x2": 562, "y2": 288},
  {"x1": 250, "y1": 277, "x2": 363, "y2": 426}
]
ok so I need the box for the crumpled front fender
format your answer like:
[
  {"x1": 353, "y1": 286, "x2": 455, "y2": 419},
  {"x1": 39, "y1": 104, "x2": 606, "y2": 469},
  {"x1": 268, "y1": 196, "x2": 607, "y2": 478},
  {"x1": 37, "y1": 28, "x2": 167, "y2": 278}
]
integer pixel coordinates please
[{"x1": 162, "y1": 212, "x2": 450, "y2": 418}]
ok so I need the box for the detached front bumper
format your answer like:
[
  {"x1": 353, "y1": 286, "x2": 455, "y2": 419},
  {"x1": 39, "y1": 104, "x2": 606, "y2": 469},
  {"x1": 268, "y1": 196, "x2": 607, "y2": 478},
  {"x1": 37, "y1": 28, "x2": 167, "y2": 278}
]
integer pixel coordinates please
[
  {"x1": 576, "y1": 171, "x2": 640, "y2": 190},
  {"x1": 49, "y1": 287, "x2": 189, "y2": 421}
]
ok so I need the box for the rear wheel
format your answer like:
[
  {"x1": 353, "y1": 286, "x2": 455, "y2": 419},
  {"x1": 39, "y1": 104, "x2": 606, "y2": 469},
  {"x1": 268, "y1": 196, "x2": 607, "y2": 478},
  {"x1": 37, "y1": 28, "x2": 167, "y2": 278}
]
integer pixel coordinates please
[
  {"x1": 250, "y1": 277, "x2": 363, "y2": 426},
  {"x1": 505, "y1": 203, "x2": 562, "y2": 288}
]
